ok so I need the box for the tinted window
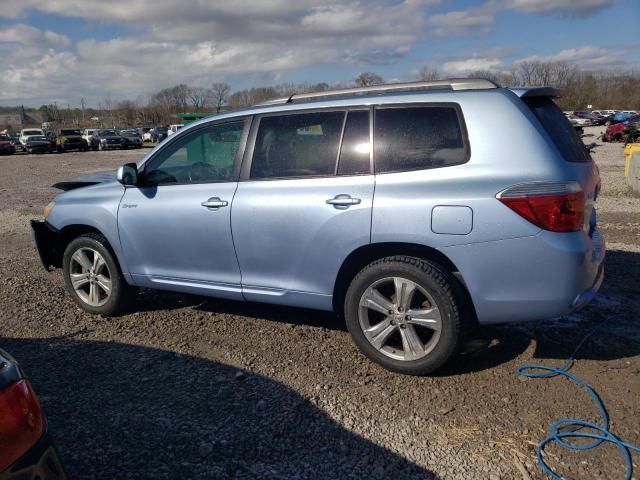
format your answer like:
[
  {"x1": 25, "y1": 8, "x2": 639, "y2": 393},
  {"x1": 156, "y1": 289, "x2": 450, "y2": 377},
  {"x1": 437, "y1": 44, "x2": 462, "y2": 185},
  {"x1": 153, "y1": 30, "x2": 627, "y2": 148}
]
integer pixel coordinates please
[
  {"x1": 337, "y1": 111, "x2": 371, "y2": 175},
  {"x1": 250, "y1": 111, "x2": 344, "y2": 179},
  {"x1": 525, "y1": 97, "x2": 591, "y2": 163},
  {"x1": 374, "y1": 106, "x2": 467, "y2": 173},
  {"x1": 142, "y1": 121, "x2": 244, "y2": 185}
]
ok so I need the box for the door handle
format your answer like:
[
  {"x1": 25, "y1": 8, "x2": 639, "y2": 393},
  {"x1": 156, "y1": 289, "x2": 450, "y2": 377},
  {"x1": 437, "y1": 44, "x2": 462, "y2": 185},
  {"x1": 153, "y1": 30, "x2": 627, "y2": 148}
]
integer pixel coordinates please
[
  {"x1": 201, "y1": 197, "x2": 228, "y2": 209},
  {"x1": 326, "y1": 194, "x2": 361, "y2": 208}
]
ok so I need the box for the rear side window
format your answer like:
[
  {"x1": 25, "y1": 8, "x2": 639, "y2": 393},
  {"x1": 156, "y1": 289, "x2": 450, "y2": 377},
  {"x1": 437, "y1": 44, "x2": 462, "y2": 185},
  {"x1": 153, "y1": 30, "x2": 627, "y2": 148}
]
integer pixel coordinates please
[
  {"x1": 524, "y1": 97, "x2": 591, "y2": 163},
  {"x1": 374, "y1": 106, "x2": 468, "y2": 173},
  {"x1": 250, "y1": 111, "x2": 344, "y2": 179}
]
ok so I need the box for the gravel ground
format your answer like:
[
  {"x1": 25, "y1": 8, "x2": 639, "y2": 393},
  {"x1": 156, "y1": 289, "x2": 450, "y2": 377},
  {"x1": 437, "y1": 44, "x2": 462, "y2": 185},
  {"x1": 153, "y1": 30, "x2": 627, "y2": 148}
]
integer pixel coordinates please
[{"x1": 1, "y1": 128, "x2": 638, "y2": 479}]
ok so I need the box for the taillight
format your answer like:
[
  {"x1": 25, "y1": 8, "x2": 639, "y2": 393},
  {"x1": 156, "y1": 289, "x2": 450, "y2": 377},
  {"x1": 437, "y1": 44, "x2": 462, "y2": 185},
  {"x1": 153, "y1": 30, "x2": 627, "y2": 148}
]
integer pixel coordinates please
[
  {"x1": 497, "y1": 181, "x2": 585, "y2": 233},
  {"x1": 0, "y1": 380, "x2": 45, "y2": 470}
]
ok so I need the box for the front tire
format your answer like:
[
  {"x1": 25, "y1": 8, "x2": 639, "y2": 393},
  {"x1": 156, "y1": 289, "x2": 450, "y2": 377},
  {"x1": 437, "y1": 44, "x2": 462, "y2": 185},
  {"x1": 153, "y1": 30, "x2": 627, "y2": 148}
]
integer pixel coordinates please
[
  {"x1": 344, "y1": 256, "x2": 461, "y2": 375},
  {"x1": 62, "y1": 234, "x2": 137, "y2": 316}
]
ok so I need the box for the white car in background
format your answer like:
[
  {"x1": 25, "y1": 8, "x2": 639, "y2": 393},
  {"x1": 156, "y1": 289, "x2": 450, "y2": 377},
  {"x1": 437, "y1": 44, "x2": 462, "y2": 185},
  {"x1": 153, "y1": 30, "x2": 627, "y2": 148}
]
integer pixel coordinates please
[
  {"x1": 82, "y1": 129, "x2": 96, "y2": 145},
  {"x1": 19, "y1": 128, "x2": 45, "y2": 149},
  {"x1": 167, "y1": 124, "x2": 184, "y2": 136}
]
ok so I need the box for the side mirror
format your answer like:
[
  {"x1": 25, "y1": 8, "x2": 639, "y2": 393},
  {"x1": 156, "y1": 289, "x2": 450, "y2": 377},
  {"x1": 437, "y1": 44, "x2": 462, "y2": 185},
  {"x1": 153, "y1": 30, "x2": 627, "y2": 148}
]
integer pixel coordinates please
[{"x1": 117, "y1": 163, "x2": 138, "y2": 186}]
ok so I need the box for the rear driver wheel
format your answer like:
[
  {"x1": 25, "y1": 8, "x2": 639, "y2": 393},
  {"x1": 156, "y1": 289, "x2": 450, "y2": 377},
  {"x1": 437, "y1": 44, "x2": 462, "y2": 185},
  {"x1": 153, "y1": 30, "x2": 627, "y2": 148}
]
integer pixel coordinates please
[{"x1": 344, "y1": 256, "x2": 461, "y2": 375}]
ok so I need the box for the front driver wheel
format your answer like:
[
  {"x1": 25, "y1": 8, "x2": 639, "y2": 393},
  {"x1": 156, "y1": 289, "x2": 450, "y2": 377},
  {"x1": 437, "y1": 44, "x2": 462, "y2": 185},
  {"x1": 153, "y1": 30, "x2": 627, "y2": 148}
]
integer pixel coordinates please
[
  {"x1": 344, "y1": 256, "x2": 461, "y2": 375},
  {"x1": 63, "y1": 233, "x2": 137, "y2": 316}
]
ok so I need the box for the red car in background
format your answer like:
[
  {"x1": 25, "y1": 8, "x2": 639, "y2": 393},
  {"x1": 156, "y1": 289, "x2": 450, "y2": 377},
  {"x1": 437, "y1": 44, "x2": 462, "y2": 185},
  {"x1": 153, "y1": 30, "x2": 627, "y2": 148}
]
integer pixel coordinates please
[
  {"x1": 0, "y1": 134, "x2": 16, "y2": 155},
  {"x1": 602, "y1": 114, "x2": 640, "y2": 142},
  {"x1": 0, "y1": 349, "x2": 65, "y2": 479}
]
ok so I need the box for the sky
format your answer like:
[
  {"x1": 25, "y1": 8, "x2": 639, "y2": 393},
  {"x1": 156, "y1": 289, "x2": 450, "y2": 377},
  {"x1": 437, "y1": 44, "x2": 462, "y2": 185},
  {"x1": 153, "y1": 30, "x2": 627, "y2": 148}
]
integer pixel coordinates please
[{"x1": 1, "y1": 0, "x2": 639, "y2": 107}]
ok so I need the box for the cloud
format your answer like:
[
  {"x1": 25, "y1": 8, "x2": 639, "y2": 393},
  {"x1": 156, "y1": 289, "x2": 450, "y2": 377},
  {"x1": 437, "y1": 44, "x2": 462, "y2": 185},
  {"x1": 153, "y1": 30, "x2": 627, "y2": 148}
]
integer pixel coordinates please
[
  {"x1": 516, "y1": 45, "x2": 629, "y2": 68},
  {"x1": 442, "y1": 57, "x2": 503, "y2": 74},
  {"x1": 0, "y1": 0, "x2": 438, "y2": 104},
  {"x1": 506, "y1": 0, "x2": 619, "y2": 16},
  {"x1": 428, "y1": 7, "x2": 494, "y2": 36},
  {"x1": 0, "y1": 23, "x2": 70, "y2": 47}
]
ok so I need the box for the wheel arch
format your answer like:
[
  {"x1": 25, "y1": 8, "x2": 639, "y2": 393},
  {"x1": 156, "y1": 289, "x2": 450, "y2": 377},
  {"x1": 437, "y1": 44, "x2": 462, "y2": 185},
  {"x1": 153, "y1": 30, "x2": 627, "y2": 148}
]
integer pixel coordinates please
[
  {"x1": 52, "y1": 224, "x2": 118, "y2": 269},
  {"x1": 332, "y1": 242, "x2": 478, "y2": 326}
]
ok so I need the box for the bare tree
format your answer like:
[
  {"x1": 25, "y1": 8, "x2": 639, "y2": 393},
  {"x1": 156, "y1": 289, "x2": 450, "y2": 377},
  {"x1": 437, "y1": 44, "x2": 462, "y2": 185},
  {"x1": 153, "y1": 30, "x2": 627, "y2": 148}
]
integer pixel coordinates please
[
  {"x1": 187, "y1": 86, "x2": 210, "y2": 111},
  {"x1": 354, "y1": 72, "x2": 384, "y2": 87},
  {"x1": 415, "y1": 66, "x2": 440, "y2": 81},
  {"x1": 211, "y1": 82, "x2": 231, "y2": 112}
]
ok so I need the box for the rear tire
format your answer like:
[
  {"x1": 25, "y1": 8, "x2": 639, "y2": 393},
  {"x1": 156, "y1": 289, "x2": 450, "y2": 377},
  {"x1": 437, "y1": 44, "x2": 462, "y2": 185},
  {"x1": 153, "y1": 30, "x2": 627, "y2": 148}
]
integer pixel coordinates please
[
  {"x1": 344, "y1": 256, "x2": 461, "y2": 375},
  {"x1": 63, "y1": 234, "x2": 137, "y2": 316}
]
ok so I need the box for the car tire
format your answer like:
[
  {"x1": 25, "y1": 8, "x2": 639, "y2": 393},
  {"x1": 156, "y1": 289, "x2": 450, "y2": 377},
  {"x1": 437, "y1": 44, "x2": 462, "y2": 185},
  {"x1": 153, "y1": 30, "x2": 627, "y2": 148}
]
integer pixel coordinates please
[
  {"x1": 344, "y1": 256, "x2": 461, "y2": 375},
  {"x1": 62, "y1": 233, "x2": 137, "y2": 316}
]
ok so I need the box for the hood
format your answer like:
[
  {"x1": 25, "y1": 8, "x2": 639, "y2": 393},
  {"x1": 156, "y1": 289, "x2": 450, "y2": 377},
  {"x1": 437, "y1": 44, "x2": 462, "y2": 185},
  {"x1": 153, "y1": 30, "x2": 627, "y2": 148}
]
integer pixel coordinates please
[{"x1": 53, "y1": 170, "x2": 116, "y2": 191}]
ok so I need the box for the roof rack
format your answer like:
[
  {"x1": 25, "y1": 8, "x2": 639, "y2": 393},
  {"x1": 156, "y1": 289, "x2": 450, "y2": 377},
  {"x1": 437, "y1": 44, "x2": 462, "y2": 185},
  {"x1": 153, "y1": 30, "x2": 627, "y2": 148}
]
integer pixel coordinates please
[{"x1": 259, "y1": 78, "x2": 499, "y2": 106}]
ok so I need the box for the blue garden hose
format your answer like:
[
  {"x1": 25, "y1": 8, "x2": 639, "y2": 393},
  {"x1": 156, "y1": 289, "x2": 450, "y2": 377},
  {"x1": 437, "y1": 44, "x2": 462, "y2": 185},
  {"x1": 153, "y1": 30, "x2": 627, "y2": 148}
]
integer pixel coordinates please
[{"x1": 517, "y1": 316, "x2": 640, "y2": 480}]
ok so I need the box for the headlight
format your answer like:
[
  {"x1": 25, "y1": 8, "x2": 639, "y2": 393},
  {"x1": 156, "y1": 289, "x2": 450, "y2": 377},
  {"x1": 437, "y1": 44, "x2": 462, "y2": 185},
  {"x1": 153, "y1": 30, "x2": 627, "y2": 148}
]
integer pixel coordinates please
[{"x1": 43, "y1": 201, "x2": 55, "y2": 219}]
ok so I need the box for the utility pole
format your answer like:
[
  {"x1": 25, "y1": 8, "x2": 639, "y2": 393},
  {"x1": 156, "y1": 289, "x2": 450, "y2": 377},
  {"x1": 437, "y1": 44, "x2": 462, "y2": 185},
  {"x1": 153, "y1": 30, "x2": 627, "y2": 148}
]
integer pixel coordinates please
[{"x1": 80, "y1": 97, "x2": 86, "y2": 126}]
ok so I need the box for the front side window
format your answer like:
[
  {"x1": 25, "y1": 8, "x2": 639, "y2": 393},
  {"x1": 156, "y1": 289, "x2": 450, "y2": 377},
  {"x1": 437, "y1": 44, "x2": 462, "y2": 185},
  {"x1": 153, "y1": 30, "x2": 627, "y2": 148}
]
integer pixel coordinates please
[
  {"x1": 374, "y1": 106, "x2": 468, "y2": 173},
  {"x1": 250, "y1": 111, "x2": 344, "y2": 179},
  {"x1": 142, "y1": 120, "x2": 245, "y2": 185}
]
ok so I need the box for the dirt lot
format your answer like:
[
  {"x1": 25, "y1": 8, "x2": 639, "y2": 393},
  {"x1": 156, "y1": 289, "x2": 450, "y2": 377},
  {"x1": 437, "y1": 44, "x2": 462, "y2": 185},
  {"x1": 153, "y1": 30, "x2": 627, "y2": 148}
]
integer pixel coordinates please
[{"x1": 1, "y1": 128, "x2": 638, "y2": 479}]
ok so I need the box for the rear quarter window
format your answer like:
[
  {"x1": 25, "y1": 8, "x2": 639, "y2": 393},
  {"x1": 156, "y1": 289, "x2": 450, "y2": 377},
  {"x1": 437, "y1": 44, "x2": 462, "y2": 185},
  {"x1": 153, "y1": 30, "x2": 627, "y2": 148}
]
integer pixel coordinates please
[
  {"x1": 374, "y1": 105, "x2": 468, "y2": 173},
  {"x1": 524, "y1": 97, "x2": 591, "y2": 163}
]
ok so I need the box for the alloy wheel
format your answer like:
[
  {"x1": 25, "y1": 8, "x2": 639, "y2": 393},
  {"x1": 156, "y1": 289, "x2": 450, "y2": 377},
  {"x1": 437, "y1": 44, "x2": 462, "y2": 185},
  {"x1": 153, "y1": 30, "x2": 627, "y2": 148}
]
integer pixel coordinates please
[
  {"x1": 69, "y1": 247, "x2": 112, "y2": 307},
  {"x1": 358, "y1": 276, "x2": 442, "y2": 361}
]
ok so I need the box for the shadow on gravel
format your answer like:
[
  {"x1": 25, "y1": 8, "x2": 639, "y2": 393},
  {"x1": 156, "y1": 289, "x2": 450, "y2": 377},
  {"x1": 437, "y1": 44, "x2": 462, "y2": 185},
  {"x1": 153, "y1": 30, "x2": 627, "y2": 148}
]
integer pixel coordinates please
[
  {"x1": 2, "y1": 336, "x2": 438, "y2": 480},
  {"x1": 438, "y1": 249, "x2": 640, "y2": 376}
]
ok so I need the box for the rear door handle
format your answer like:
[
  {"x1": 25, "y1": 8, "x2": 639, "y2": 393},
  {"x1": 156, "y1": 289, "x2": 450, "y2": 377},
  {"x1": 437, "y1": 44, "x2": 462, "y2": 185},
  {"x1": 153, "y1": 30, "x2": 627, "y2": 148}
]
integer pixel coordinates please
[
  {"x1": 326, "y1": 194, "x2": 361, "y2": 208},
  {"x1": 201, "y1": 197, "x2": 228, "y2": 209}
]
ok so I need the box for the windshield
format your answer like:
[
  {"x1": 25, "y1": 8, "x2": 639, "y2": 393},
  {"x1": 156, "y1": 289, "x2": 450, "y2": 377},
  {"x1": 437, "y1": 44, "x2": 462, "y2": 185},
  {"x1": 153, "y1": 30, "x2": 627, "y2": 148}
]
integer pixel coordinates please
[
  {"x1": 0, "y1": 135, "x2": 10, "y2": 141},
  {"x1": 121, "y1": 130, "x2": 137, "y2": 136},
  {"x1": 61, "y1": 129, "x2": 81, "y2": 135},
  {"x1": 98, "y1": 130, "x2": 117, "y2": 136},
  {"x1": 524, "y1": 97, "x2": 591, "y2": 163},
  {"x1": 23, "y1": 130, "x2": 42, "y2": 136}
]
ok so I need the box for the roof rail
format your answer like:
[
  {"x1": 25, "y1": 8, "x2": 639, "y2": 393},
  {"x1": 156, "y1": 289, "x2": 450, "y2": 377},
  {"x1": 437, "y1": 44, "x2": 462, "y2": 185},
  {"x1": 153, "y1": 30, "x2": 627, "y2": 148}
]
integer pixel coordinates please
[{"x1": 259, "y1": 78, "x2": 499, "y2": 106}]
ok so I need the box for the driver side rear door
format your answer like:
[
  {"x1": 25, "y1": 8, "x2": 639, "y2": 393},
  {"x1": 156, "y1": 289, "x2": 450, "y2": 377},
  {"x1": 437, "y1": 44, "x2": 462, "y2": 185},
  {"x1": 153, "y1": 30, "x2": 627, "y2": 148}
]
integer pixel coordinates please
[{"x1": 117, "y1": 118, "x2": 250, "y2": 299}]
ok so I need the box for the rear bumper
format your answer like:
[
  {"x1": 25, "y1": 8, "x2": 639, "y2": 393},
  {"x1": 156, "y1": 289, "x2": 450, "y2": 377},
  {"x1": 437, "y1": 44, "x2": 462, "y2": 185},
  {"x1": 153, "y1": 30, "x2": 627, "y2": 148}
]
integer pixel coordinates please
[
  {"x1": 30, "y1": 220, "x2": 59, "y2": 271},
  {"x1": 440, "y1": 228, "x2": 606, "y2": 325},
  {"x1": 1, "y1": 431, "x2": 66, "y2": 480}
]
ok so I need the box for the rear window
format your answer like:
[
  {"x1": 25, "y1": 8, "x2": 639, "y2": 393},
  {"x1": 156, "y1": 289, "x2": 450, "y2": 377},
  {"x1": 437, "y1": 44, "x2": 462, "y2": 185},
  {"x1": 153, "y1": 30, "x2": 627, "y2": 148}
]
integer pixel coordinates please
[
  {"x1": 374, "y1": 105, "x2": 468, "y2": 173},
  {"x1": 250, "y1": 111, "x2": 344, "y2": 179},
  {"x1": 524, "y1": 97, "x2": 591, "y2": 163}
]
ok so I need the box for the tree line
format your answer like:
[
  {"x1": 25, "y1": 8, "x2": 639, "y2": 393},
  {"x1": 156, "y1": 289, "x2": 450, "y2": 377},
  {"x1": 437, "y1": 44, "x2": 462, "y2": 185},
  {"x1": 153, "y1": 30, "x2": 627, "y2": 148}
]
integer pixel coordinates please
[{"x1": 3, "y1": 62, "x2": 639, "y2": 129}]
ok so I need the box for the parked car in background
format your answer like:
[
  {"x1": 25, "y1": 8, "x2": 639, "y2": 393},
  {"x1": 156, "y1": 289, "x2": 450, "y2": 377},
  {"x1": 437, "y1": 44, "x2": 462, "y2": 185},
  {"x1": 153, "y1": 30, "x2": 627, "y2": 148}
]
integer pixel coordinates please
[
  {"x1": 90, "y1": 129, "x2": 126, "y2": 151},
  {"x1": 568, "y1": 115, "x2": 591, "y2": 129},
  {"x1": 82, "y1": 129, "x2": 96, "y2": 145},
  {"x1": 24, "y1": 135, "x2": 54, "y2": 154},
  {"x1": 151, "y1": 126, "x2": 168, "y2": 143},
  {"x1": 167, "y1": 124, "x2": 184, "y2": 136},
  {"x1": 8, "y1": 132, "x2": 20, "y2": 147},
  {"x1": 119, "y1": 129, "x2": 143, "y2": 149},
  {"x1": 0, "y1": 134, "x2": 16, "y2": 155},
  {"x1": 31, "y1": 79, "x2": 604, "y2": 375},
  {"x1": 608, "y1": 112, "x2": 634, "y2": 125},
  {"x1": 56, "y1": 128, "x2": 88, "y2": 153},
  {"x1": 602, "y1": 114, "x2": 640, "y2": 142},
  {"x1": 19, "y1": 128, "x2": 45, "y2": 150},
  {"x1": 0, "y1": 349, "x2": 66, "y2": 478},
  {"x1": 139, "y1": 127, "x2": 153, "y2": 141}
]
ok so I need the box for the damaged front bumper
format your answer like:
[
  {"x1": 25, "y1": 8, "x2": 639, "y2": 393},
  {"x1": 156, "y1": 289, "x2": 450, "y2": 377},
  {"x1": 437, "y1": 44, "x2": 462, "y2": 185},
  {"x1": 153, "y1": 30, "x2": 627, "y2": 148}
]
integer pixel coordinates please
[{"x1": 30, "y1": 220, "x2": 59, "y2": 271}]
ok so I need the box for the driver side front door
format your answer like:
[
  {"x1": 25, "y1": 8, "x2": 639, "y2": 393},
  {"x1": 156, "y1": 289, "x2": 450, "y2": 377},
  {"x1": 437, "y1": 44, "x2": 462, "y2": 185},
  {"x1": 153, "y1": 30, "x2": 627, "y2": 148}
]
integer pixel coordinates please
[{"x1": 117, "y1": 118, "x2": 250, "y2": 300}]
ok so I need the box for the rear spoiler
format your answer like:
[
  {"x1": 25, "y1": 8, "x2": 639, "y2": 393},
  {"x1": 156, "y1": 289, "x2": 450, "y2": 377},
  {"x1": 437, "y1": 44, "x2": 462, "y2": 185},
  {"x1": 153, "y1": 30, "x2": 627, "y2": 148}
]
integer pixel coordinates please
[{"x1": 509, "y1": 87, "x2": 561, "y2": 98}]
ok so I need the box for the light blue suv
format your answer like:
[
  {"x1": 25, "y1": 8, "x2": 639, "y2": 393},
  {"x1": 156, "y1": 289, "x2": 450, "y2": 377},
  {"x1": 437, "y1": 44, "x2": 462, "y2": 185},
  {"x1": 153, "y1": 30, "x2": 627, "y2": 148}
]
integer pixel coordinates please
[{"x1": 31, "y1": 79, "x2": 605, "y2": 374}]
